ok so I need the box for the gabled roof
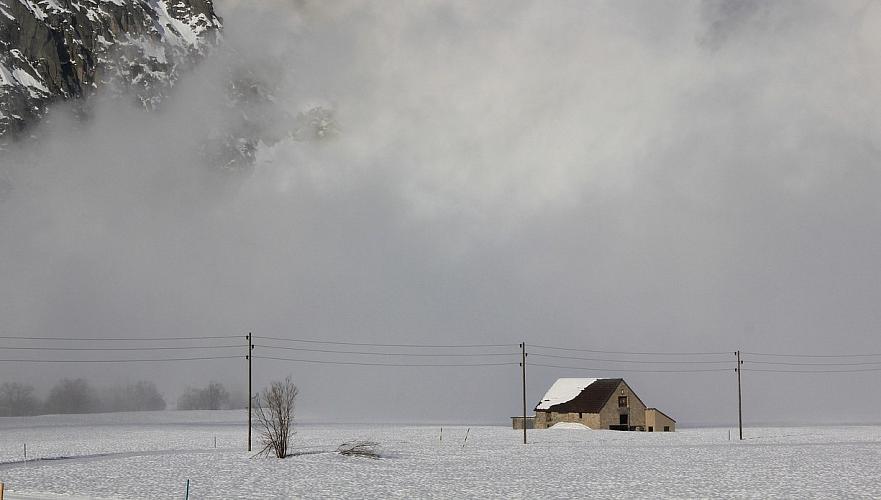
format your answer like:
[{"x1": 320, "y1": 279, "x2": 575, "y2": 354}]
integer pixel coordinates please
[
  {"x1": 646, "y1": 408, "x2": 676, "y2": 422},
  {"x1": 535, "y1": 378, "x2": 623, "y2": 413},
  {"x1": 534, "y1": 378, "x2": 597, "y2": 410}
]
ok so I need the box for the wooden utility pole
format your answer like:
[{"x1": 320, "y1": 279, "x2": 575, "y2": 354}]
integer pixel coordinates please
[
  {"x1": 520, "y1": 342, "x2": 527, "y2": 445},
  {"x1": 736, "y1": 350, "x2": 743, "y2": 441},
  {"x1": 247, "y1": 332, "x2": 253, "y2": 451}
]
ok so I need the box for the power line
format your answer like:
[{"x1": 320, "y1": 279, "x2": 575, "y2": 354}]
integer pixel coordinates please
[
  {"x1": 743, "y1": 367, "x2": 881, "y2": 373},
  {"x1": 529, "y1": 362, "x2": 731, "y2": 373},
  {"x1": 743, "y1": 351, "x2": 881, "y2": 358},
  {"x1": 530, "y1": 353, "x2": 731, "y2": 365},
  {"x1": 254, "y1": 355, "x2": 518, "y2": 367},
  {"x1": 0, "y1": 355, "x2": 244, "y2": 363},
  {"x1": 254, "y1": 344, "x2": 518, "y2": 357},
  {"x1": 0, "y1": 335, "x2": 244, "y2": 342},
  {"x1": 0, "y1": 345, "x2": 244, "y2": 351},
  {"x1": 258, "y1": 336, "x2": 516, "y2": 348},
  {"x1": 529, "y1": 344, "x2": 731, "y2": 356},
  {"x1": 745, "y1": 359, "x2": 881, "y2": 367}
]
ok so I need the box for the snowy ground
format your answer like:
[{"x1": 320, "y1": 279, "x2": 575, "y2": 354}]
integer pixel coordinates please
[{"x1": 1, "y1": 412, "x2": 880, "y2": 499}]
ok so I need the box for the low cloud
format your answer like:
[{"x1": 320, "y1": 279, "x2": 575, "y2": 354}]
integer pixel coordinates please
[{"x1": 1, "y1": 0, "x2": 880, "y2": 424}]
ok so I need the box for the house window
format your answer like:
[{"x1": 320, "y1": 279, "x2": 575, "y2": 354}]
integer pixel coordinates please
[
  {"x1": 618, "y1": 396, "x2": 628, "y2": 408},
  {"x1": 664, "y1": 426, "x2": 670, "y2": 432},
  {"x1": 648, "y1": 426, "x2": 654, "y2": 432},
  {"x1": 578, "y1": 412, "x2": 582, "y2": 419}
]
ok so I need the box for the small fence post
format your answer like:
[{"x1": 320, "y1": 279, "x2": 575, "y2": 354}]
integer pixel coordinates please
[
  {"x1": 185, "y1": 479, "x2": 190, "y2": 500},
  {"x1": 462, "y1": 427, "x2": 470, "y2": 448},
  {"x1": 1, "y1": 480, "x2": 5, "y2": 500}
]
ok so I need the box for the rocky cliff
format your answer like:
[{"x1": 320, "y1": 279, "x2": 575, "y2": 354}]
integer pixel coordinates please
[{"x1": 0, "y1": 0, "x2": 222, "y2": 139}]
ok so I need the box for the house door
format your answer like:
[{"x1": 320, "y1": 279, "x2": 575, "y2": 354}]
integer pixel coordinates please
[{"x1": 619, "y1": 414, "x2": 628, "y2": 426}]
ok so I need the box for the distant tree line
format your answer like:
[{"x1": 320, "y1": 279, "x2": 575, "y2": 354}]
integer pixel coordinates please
[
  {"x1": 0, "y1": 379, "x2": 242, "y2": 416},
  {"x1": 177, "y1": 381, "x2": 229, "y2": 410},
  {"x1": 0, "y1": 382, "x2": 40, "y2": 416},
  {"x1": 0, "y1": 379, "x2": 166, "y2": 416},
  {"x1": 177, "y1": 381, "x2": 247, "y2": 410}
]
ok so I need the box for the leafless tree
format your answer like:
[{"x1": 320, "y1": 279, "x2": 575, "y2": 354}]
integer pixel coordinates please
[
  {"x1": 252, "y1": 376, "x2": 298, "y2": 458},
  {"x1": 177, "y1": 381, "x2": 229, "y2": 410},
  {"x1": 44, "y1": 378, "x2": 97, "y2": 414},
  {"x1": 0, "y1": 382, "x2": 39, "y2": 416},
  {"x1": 101, "y1": 381, "x2": 166, "y2": 412}
]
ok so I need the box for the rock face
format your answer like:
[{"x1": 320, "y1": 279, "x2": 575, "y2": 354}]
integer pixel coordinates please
[{"x1": 0, "y1": 0, "x2": 222, "y2": 138}]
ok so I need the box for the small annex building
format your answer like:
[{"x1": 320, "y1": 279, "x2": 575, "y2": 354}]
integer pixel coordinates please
[
  {"x1": 645, "y1": 408, "x2": 676, "y2": 433},
  {"x1": 516, "y1": 378, "x2": 675, "y2": 431}
]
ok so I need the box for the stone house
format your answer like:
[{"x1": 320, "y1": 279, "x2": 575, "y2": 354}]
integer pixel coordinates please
[{"x1": 524, "y1": 378, "x2": 675, "y2": 431}]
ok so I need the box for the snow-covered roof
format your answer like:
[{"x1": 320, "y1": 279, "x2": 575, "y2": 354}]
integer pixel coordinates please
[{"x1": 535, "y1": 378, "x2": 604, "y2": 410}]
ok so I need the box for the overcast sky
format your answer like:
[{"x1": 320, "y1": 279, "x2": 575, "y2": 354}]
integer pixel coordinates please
[{"x1": 2, "y1": 0, "x2": 881, "y2": 425}]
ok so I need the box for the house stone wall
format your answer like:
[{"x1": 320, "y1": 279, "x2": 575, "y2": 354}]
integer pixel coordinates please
[
  {"x1": 511, "y1": 417, "x2": 535, "y2": 429},
  {"x1": 645, "y1": 409, "x2": 675, "y2": 432},
  {"x1": 596, "y1": 380, "x2": 646, "y2": 429},
  {"x1": 534, "y1": 410, "x2": 600, "y2": 429}
]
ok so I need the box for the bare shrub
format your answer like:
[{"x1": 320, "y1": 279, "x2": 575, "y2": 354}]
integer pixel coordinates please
[
  {"x1": 337, "y1": 440, "x2": 382, "y2": 459},
  {"x1": 253, "y1": 376, "x2": 298, "y2": 458}
]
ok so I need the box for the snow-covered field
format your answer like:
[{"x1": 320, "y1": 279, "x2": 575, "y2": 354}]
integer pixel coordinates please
[{"x1": 1, "y1": 412, "x2": 880, "y2": 499}]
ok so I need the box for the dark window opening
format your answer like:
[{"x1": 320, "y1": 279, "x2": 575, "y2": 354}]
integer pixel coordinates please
[
  {"x1": 578, "y1": 412, "x2": 582, "y2": 418},
  {"x1": 619, "y1": 414, "x2": 628, "y2": 425},
  {"x1": 648, "y1": 426, "x2": 654, "y2": 432},
  {"x1": 664, "y1": 426, "x2": 670, "y2": 432},
  {"x1": 618, "y1": 396, "x2": 628, "y2": 408}
]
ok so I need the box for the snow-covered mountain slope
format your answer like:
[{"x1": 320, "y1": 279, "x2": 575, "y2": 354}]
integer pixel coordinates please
[{"x1": 0, "y1": 0, "x2": 221, "y2": 138}]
